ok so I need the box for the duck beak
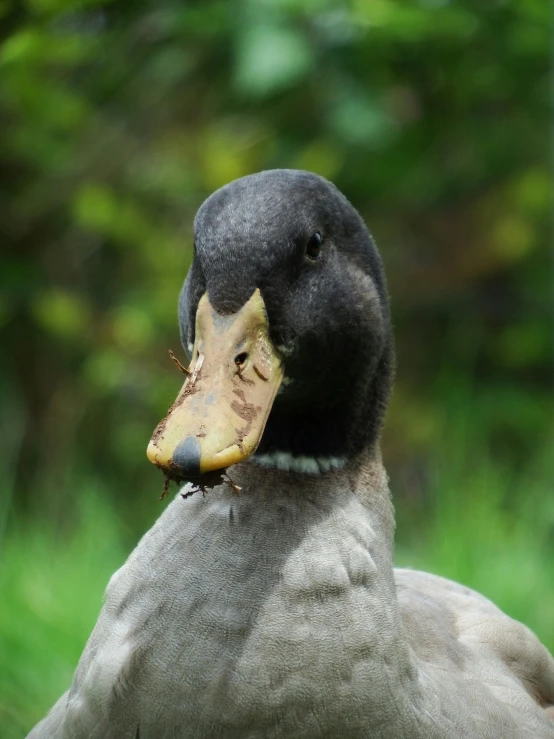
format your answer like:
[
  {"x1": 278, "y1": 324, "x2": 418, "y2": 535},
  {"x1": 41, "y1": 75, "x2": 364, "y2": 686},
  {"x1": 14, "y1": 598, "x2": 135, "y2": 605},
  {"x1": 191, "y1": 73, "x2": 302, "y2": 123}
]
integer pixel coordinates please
[{"x1": 146, "y1": 289, "x2": 283, "y2": 480}]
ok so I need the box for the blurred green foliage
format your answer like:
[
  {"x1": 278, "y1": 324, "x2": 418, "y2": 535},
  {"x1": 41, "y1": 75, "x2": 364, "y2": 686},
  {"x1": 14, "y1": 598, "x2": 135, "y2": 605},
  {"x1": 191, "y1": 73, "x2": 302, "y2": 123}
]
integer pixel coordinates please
[{"x1": 0, "y1": 0, "x2": 552, "y2": 735}]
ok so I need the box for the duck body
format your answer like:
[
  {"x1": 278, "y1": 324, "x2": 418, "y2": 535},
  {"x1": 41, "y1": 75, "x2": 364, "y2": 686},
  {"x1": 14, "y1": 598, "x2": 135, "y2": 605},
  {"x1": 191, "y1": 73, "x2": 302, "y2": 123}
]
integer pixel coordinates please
[
  {"x1": 29, "y1": 170, "x2": 554, "y2": 738},
  {"x1": 31, "y1": 459, "x2": 554, "y2": 738}
]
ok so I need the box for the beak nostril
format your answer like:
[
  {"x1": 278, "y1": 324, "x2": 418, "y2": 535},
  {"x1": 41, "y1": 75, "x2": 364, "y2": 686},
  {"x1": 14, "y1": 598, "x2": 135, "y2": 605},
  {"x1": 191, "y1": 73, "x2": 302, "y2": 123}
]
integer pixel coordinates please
[{"x1": 234, "y1": 352, "x2": 249, "y2": 368}]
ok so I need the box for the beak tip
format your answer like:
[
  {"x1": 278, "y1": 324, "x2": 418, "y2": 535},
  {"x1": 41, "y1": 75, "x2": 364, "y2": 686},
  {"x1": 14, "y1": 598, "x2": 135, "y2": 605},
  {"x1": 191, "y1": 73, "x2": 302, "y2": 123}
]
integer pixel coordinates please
[
  {"x1": 147, "y1": 436, "x2": 202, "y2": 480},
  {"x1": 172, "y1": 436, "x2": 202, "y2": 478}
]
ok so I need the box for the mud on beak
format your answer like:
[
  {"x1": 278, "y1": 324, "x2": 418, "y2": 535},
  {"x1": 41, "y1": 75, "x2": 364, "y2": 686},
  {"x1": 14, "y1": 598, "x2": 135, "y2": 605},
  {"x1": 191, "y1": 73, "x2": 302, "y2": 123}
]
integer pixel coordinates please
[{"x1": 147, "y1": 289, "x2": 283, "y2": 480}]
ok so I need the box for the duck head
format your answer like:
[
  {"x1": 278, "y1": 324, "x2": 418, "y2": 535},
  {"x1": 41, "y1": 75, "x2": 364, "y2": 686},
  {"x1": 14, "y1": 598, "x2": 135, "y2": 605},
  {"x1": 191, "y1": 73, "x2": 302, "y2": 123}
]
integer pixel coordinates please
[{"x1": 147, "y1": 169, "x2": 394, "y2": 481}]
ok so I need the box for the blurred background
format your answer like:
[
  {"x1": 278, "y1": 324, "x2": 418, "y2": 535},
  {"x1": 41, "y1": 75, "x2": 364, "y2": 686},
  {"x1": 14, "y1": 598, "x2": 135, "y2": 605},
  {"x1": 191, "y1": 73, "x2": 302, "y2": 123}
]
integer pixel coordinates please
[{"x1": 0, "y1": 0, "x2": 552, "y2": 734}]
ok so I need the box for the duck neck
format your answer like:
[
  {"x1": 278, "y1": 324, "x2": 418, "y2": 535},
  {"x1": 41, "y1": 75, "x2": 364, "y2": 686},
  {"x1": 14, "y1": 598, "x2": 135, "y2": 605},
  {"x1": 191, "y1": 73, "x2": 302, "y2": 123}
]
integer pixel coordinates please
[
  {"x1": 213, "y1": 444, "x2": 422, "y2": 719},
  {"x1": 238, "y1": 443, "x2": 396, "y2": 563},
  {"x1": 232, "y1": 443, "x2": 400, "y2": 614}
]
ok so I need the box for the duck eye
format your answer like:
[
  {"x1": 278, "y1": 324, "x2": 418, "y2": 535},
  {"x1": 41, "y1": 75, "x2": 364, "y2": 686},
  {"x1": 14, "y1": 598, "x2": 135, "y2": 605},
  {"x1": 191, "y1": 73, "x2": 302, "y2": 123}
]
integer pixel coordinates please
[{"x1": 305, "y1": 232, "x2": 323, "y2": 260}]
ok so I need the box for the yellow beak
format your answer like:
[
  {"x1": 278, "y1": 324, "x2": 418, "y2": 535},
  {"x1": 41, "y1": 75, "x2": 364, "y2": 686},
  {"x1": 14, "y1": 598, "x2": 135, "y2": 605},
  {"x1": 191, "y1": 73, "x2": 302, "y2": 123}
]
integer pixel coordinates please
[{"x1": 146, "y1": 289, "x2": 283, "y2": 479}]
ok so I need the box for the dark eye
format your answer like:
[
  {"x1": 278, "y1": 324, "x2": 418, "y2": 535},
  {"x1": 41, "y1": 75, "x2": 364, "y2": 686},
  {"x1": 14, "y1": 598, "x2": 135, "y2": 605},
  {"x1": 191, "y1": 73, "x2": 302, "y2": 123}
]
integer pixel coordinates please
[{"x1": 305, "y1": 232, "x2": 323, "y2": 260}]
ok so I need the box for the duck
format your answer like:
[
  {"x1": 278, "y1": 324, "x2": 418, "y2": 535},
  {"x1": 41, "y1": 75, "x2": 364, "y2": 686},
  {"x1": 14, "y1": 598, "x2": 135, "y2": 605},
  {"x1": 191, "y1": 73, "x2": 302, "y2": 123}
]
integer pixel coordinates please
[{"x1": 29, "y1": 169, "x2": 554, "y2": 739}]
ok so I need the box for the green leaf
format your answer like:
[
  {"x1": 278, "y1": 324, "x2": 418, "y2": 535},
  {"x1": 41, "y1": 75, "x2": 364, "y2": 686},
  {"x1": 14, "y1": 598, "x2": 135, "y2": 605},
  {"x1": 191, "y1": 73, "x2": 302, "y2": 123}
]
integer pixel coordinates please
[
  {"x1": 235, "y1": 23, "x2": 313, "y2": 95},
  {"x1": 73, "y1": 184, "x2": 117, "y2": 233},
  {"x1": 327, "y1": 90, "x2": 393, "y2": 145},
  {"x1": 31, "y1": 290, "x2": 91, "y2": 341}
]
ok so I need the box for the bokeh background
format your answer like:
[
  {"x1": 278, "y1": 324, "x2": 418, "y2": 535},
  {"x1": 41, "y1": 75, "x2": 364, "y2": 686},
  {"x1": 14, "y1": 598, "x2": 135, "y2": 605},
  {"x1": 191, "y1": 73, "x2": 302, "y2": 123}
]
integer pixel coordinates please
[{"x1": 0, "y1": 0, "x2": 552, "y2": 735}]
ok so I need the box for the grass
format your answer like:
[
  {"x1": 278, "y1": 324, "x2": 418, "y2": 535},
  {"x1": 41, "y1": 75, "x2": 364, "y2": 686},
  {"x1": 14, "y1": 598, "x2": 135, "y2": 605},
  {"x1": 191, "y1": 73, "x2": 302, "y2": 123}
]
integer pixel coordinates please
[
  {"x1": 1, "y1": 430, "x2": 552, "y2": 737},
  {"x1": 0, "y1": 490, "x2": 127, "y2": 738}
]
